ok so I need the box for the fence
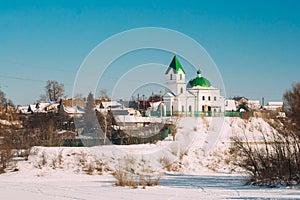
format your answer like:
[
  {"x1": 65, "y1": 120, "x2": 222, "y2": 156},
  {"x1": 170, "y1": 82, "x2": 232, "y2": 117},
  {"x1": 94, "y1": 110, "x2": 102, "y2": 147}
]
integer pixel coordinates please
[{"x1": 150, "y1": 110, "x2": 255, "y2": 118}]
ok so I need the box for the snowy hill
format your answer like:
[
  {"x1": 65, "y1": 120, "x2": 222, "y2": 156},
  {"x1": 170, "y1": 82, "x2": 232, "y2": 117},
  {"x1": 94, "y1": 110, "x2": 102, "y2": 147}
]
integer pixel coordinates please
[
  {"x1": 9, "y1": 117, "x2": 276, "y2": 177},
  {"x1": 2, "y1": 117, "x2": 300, "y2": 199}
]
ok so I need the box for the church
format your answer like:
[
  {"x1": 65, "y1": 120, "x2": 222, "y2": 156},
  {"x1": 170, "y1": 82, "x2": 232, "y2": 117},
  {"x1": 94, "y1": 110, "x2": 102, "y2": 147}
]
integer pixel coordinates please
[{"x1": 163, "y1": 55, "x2": 225, "y2": 116}]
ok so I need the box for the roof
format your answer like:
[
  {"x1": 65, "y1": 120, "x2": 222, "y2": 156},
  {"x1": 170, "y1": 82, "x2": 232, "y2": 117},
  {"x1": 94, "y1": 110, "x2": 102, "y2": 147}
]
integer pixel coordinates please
[
  {"x1": 187, "y1": 77, "x2": 211, "y2": 88},
  {"x1": 232, "y1": 96, "x2": 248, "y2": 101},
  {"x1": 64, "y1": 106, "x2": 85, "y2": 114},
  {"x1": 267, "y1": 102, "x2": 283, "y2": 106},
  {"x1": 165, "y1": 55, "x2": 186, "y2": 74},
  {"x1": 100, "y1": 101, "x2": 122, "y2": 109},
  {"x1": 26, "y1": 102, "x2": 59, "y2": 113},
  {"x1": 187, "y1": 68, "x2": 212, "y2": 88}
]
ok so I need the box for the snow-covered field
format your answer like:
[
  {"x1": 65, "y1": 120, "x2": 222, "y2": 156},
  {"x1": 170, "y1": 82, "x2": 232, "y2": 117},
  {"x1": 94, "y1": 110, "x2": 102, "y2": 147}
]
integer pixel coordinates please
[
  {"x1": 1, "y1": 117, "x2": 300, "y2": 199},
  {"x1": 1, "y1": 170, "x2": 300, "y2": 199}
]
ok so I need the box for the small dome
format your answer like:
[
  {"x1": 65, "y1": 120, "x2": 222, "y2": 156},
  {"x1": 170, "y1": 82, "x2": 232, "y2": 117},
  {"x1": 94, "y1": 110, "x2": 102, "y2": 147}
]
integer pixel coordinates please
[{"x1": 187, "y1": 77, "x2": 211, "y2": 88}]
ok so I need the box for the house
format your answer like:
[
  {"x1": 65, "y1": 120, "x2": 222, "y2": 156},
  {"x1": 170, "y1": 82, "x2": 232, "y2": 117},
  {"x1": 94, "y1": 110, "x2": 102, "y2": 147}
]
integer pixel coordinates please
[
  {"x1": 62, "y1": 106, "x2": 85, "y2": 118},
  {"x1": 232, "y1": 96, "x2": 248, "y2": 106},
  {"x1": 163, "y1": 55, "x2": 225, "y2": 116},
  {"x1": 264, "y1": 102, "x2": 283, "y2": 111},
  {"x1": 225, "y1": 100, "x2": 237, "y2": 111},
  {"x1": 17, "y1": 102, "x2": 59, "y2": 114},
  {"x1": 248, "y1": 100, "x2": 261, "y2": 110},
  {"x1": 99, "y1": 101, "x2": 122, "y2": 109}
]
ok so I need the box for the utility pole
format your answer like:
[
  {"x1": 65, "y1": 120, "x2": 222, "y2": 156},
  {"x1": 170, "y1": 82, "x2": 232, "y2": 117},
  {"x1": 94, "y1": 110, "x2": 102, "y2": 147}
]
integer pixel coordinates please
[
  {"x1": 160, "y1": 90, "x2": 162, "y2": 117},
  {"x1": 137, "y1": 93, "x2": 139, "y2": 110}
]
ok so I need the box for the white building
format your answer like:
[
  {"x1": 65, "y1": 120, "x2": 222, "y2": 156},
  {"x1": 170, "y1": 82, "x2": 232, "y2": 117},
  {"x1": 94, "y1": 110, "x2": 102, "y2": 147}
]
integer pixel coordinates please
[
  {"x1": 264, "y1": 102, "x2": 283, "y2": 111},
  {"x1": 163, "y1": 55, "x2": 225, "y2": 116},
  {"x1": 248, "y1": 100, "x2": 261, "y2": 110},
  {"x1": 225, "y1": 100, "x2": 237, "y2": 111}
]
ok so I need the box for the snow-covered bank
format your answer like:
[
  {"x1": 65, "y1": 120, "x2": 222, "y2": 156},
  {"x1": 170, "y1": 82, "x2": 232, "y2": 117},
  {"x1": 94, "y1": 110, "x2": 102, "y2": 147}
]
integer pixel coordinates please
[
  {"x1": 2, "y1": 117, "x2": 299, "y2": 199},
  {"x1": 12, "y1": 117, "x2": 280, "y2": 176}
]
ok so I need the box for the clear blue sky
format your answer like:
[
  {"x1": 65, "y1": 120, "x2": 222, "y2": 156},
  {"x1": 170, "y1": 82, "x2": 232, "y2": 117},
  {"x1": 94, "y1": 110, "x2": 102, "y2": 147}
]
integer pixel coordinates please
[{"x1": 0, "y1": 0, "x2": 299, "y2": 105}]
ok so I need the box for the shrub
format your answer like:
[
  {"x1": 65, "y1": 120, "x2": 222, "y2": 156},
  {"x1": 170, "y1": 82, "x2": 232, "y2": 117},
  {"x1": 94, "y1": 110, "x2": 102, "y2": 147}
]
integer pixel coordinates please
[
  {"x1": 112, "y1": 168, "x2": 138, "y2": 188},
  {"x1": 230, "y1": 118, "x2": 300, "y2": 186}
]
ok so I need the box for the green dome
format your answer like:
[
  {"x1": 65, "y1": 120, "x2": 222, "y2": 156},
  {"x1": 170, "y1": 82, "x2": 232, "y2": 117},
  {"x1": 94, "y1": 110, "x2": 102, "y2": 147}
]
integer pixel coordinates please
[{"x1": 187, "y1": 77, "x2": 211, "y2": 88}]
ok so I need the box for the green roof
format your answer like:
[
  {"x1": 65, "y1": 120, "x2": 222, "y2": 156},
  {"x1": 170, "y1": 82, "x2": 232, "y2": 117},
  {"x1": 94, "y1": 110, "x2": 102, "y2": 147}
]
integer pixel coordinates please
[
  {"x1": 165, "y1": 55, "x2": 186, "y2": 74},
  {"x1": 187, "y1": 77, "x2": 211, "y2": 88},
  {"x1": 187, "y1": 69, "x2": 212, "y2": 88}
]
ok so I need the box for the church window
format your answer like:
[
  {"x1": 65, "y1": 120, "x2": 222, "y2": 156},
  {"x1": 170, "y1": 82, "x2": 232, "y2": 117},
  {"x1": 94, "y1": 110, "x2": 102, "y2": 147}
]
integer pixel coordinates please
[
  {"x1": 214, "y1": 96, "x2": 217, "y2": 101},
  {"x1": 180, "y1": 87, "x2": 183, "y2": 93},
  {"x1": 208, "y1": 96, "x2": 211, "y2": 101},
  {"x1": 189, "y1": 105, "x2": 192, "y2": 112},
  {"x1": 202, "y1": 105, "x2": 205, "y2": 111},
  {"x1": 180, "y1": 74, "x2": 182, "y2": 80},
  {"x1": 202, "y1": 96, "x2": 205, "y2": 100},
  {"x1": 170, "y1": 74, "x2": 172, "y2": 80},
  {"x1": 182, "y1": 105, "x2": 184, "y2": 112}
]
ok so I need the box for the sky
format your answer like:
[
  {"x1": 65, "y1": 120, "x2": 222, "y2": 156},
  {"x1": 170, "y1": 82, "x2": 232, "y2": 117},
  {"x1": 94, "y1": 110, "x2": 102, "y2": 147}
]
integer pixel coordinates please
[{"x1": 0, "y1": 0, "x2": 299, "y2": 105}]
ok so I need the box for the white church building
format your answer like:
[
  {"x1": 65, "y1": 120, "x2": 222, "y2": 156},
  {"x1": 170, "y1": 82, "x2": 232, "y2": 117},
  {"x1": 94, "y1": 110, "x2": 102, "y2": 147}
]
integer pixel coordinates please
[{"x1": 163, "y1": 55, "x2": 225, "y2": 116}]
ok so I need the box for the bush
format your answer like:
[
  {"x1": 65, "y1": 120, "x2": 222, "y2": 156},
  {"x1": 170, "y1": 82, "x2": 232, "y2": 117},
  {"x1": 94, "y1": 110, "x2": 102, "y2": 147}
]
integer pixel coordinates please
[
  {"x1": 113, "y1": 169, "x2": 138, "y2": 188},
  {"x1": 113, "y1": 168, "x2": 160, "y2": 188},
  {"x1": 0, "y1": 133, "x2": 13, "y2": 173},
  {"x1": 230, "y1": 118, "x2": 300, "y2": 186},
  {"x1": 112, "y1": 157, "x2": 161, "y2": 188},
  {"x1": 230, "y1": 83, "x2": 300, "y2": 186}
]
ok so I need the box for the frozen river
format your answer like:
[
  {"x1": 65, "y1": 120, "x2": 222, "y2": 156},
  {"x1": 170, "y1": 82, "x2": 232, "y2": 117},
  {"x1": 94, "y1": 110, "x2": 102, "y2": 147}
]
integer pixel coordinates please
[{"x1": 1, "y1": 172, "x2": 300, "y2": 200}]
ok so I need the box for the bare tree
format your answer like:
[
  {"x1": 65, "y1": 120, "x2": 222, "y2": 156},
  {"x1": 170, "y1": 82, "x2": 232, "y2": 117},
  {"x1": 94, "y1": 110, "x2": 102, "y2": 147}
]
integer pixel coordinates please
[
  {"x1": 45, "y1": 80, "x2": 64, "y2": 102},
  {"x1": 283, "y1": 82, "x2": 300, "y2": 126},
  {"x1": 229, "y1": 82, "x2": 300, "y2": 186},
  {"x1": 0, "y1": 89, "x2": 7, "y2": 106},
  {"x1": 39, "y1": 94, "x2": 48, "y2": 102},
  {"x1": 100, "y1": 89, "x2": 108, "y2": 99}
]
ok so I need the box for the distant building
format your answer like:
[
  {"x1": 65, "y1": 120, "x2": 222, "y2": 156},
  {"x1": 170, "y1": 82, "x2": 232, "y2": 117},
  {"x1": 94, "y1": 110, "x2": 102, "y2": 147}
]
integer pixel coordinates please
[
  {"x1": 232, "y1": 96, "x2": 248, "y2": 106},
  {"x1": 248, "y1": 100, "x2": 261, "y2": 110},
  {"x1": 17, "y1": 102, "x2": 59, "y2": 114},
  {"x1": 264, "y1": 102, "x2": 283, "y2": 111},
  {"x1": 163, "y1": 55, "x2": 225, "y2": 116},
  {"x1": 225, "y1": 100, "x2": 237, "y2": 111}
]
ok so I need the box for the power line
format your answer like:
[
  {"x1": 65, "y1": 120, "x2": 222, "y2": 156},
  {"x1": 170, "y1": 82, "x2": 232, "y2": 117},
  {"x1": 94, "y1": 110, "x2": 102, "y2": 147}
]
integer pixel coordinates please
[
  {"x1": 0, "y1": 75, "x2": 46, "y2": 83},
  {"x1": 0, "y1": 74, "x2": 73, "y2": 86}
]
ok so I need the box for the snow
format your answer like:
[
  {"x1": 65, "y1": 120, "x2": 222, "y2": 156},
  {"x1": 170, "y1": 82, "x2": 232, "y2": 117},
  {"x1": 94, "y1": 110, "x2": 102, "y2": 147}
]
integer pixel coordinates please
[
  {"x1": 1, "y1": 170, "x2": 299, "y2": 199},
  {"x1": 0, "y1": 119, "x2": 11, "y2": 126},
  {"x1": 1, "y1": 117, "x2": 300, "y2": 199}
]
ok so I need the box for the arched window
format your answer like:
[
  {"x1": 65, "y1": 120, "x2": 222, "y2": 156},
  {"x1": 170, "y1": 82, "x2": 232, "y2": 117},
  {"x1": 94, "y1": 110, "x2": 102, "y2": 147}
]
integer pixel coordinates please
[
  {"x1": 180, "y1": 87, "x2": 183, "y2": 93},
  {"x1": 202, "y1": 96, "x2": 205, "y2": 100},
  {"x1": 208, "y1": 96, "x2": 211, "y2": 101},
  {"x1": 202, "y1": 105, "x2": 205, "y2": 111},
  {"x1": 170, "y1": 74, "x2": 172, "y2": 80},
  {"x1": 189, "y1": 105, "x2": 192, "y2": 112},
  {"x1": 180, "y1": 74, "x2": 182, "y2": 80},
  {"x1": 214, "y1": 96, "x2": 217, "y2": 101},
  {"x1": 182, "y1": 105, "x2": 184, "y2": 112}
]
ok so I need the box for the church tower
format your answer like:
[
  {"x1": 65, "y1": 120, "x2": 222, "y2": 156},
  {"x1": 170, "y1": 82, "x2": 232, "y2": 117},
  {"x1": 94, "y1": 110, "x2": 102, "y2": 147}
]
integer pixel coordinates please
[{"x1": 165, "y1": 55, "x2": 186, "y2": 95}]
